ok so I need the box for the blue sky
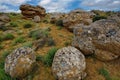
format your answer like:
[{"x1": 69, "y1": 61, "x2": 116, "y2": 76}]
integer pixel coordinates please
[{"x1": 0, "y1": 0, "x2": 120, "y2": 13}]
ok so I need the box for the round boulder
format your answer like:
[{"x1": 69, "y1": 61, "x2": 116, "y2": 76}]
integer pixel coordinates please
[
  {"x1": 72, "y1": 19, "x2": 120, "y2": 61},
  {"x1": 5, "y1": 47, "x2": 36, "y2": 78},
  {"x1": 33, "y1": 15, "x2": 41, "y2": 23},
  {"x1": 52, "y1": 46, "x2": 86, "y2": 80}
]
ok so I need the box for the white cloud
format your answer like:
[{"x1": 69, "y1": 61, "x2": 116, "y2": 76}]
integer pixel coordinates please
[
  {"x1": 0, "y1": 0, "x2": 30, "y2": 13},
  {"x1": 38, "y1": 0, "x2": 73, "y2": 12},
  {"x1": 80, "y1": 0, "x2": 120, "y2": 11},
  {"x1": 0, "y1": 0, "x2": 31, "y2": 6}
]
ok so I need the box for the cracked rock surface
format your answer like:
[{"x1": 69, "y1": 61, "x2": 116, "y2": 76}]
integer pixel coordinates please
[{"x1": 52, "y1": 46, "x2": 86, "y2": 80}]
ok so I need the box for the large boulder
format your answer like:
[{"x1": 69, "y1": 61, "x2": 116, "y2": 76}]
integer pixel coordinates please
[
  {"x1": 72, "y1": 19, "x2": 120, "y2": 61},
  {"x1": 52, "y1": 46, "x2": 86, "y2": 80},
  {"x1": 5, "y1": 47, "x2": 36, "y2": 78},
  {"x1": 20, "y1": 4, "x2": 46, "y2": 19},
  {"x1": 63, "y1": 9, "x2": 95, "y2": 32}
]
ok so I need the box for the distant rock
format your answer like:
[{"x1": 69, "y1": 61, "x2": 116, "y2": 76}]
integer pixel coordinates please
[
  {"x1": 0, "y1": 14, "x2": 11, "y2": 22},
  {"x1": 20, "y1": 4, "x2": 46, "y2": 19},
  {"x1": 5, "y1": 47, "x2": 36, "y2": 78},
  {"x1": 52, "y1": 46, "x2": 86, "y2": 80},
  {"x1": 50, "y1": 12, "x2": 66, "y2": 26},
  {"x1": 108, "y1": 12, "x2": 120, "y2": 24},
  {"x1": 63, "y1": 9, "x2": 95, "y2": 32},
  {"x1": 33, "y1": 15, "x2": 41, "y2": 23},
  {"x1": 72, "y1": 19, "x2": 120, "y2": 61},
  {"x1": 0, "y1": 14, "x2": 11, "y2": 30}
]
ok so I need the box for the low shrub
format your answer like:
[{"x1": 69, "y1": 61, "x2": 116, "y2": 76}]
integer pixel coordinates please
[
  {"x1": 13, "y1": 36, "x2": 25, "y2": 45},
  {"x1": 93, "y1": 15, "x2": 107, "y2": 22},
  {"x1": 43, "y1": 47, "x2": 58, "y2": 66},
  {"x1": 10, "y1": 22, "x2": 18, "y2": 27},
  {"x1": 0, "y1": 25, "x2": 8, "y2": 31},
  {"x1": 56, "y1": 20, "x2": 63, "y2": 26},
  {"x1": 2, "y1": 33, "x2": 14, "y2": 40},
  {"x1": 0, "y1": 44, "x2": 3, "y2": 50},
  {"x1": 29, "y1": 29, "x2": 49, "y2": 40},
  {"x1": 24, "y1": 23, "x2": 32, "y2": 28},
  {"x1": 47, "y1": 37, "x2": 55, "y2": 46},
  {"x1": 64, "y1": 41, "x2": 71, "y2": 46},
  {"x1": 22, "y1": 42, "x2": 33, "y2": 48},
  {"x1": 36, "y1": 55, "x2": 43, "y2": 61}
]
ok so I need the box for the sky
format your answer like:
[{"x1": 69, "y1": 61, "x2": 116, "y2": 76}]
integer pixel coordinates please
[{"x1": 0, "y1": 0, "x2": 120, "y2": 13}]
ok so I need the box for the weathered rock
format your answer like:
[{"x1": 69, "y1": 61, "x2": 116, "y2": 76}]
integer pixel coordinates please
[
  {"x1": 0, "y1": 14, "x2": 10, "y2": 29},
  {"x1": 52, "y1": 46, "x2": 86, "y2": 80},
  {"x1": 108, "y1": 13, "x2": 120, "y2": 24},
  {"x1": 72, "y1": 19, "x2": 120, "y2": 61},
  {"x1": 33, "y1": 15, "x2": 41, "y2": 23},
  {"x1": 20, "y1": 4, "x2": 46, "y2": 19},
  {"x1": 50, "y1": 13, "x2": 66, "y2": 24},
  {"x1": 0, "y1": 14, "x2": 11, "y2": 22},
  {"x1": 63, "y1": 9, "x2": 95, "y2": 32},
  {"x1": 5, "y1": 47, "x2": 36, "y2": 78}
]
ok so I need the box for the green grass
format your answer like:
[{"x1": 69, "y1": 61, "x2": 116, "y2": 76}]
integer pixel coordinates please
[
  {"x1": 64, "y1": 41, "x2": 71, "y2": 46},
  {"x1": 24, "y1": 23, "x2": 32, "y2": 28},
  {"x1": 0, "y1": 50, "x2": 16, "y2": 80},
  {"x1": 0, "y1": 33, "x2": 14, "y2": 42},
  {"x1": 29, "y1": 29, "x2": 49, "y2": 40},
  {"x1": 2, "y1": 33, "x2": 14, "y2": 40},
  {"x1": 22, "y1": 41, "x2": 33, "y2": 48},
  {"x1": 43, "y1": 47, "x2": 58, "y2": 66},
  {"x1": 0, "y1": 44, "x2": 3, "y2": 50},
  {"x1": 10, "y1": 22, "x2": 18, "y2": 27},
  {"x1": 13, "y1": 36, "x2": 25, "y2": 45},
  {"x1": 93, "y1": 15, "x2": 107, "y2": 22},
  {"x1": 98, "y1": 68, "x2": 111, "y2": 80},
  {"x1": 47, "y1": 37, "x2": 55, "y2": 46},
  {"x1": 1, "y1": 50, "x2": 11, "y2": 58},
  {"x1": 56, "y1": 20, "x2": 63, "y2": 26}
]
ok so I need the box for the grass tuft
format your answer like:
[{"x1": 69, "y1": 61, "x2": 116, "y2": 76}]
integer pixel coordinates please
[
  {"x1": 43, "y1": 47, "x2": 58, "y2": 66},
  {"x1": 98, "y1": 67, "x2": 111, "y2": 80}
]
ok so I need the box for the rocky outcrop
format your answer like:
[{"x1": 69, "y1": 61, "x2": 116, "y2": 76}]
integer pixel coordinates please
[
  {"x1": 20, "y1": 4, "x2": 46, "y2": 19},
  {"x1": 72, "y1": 19, "x2": 120, "y2": 61},
  {"x1": 52, "y1": 46, "x2": 86, "y2": 80},
  {"x1": 63, "y1": 9, "x2": 95, "y2": 32},
  {"x1": 5, "y1": 47, "x2": 36, "y2": 78},
  {"x1": 50, "y1": 13, "x2": 66, "y2": 24},
  {"x1": 0, "y1": 14, "x2": 10, "y2": 29}
]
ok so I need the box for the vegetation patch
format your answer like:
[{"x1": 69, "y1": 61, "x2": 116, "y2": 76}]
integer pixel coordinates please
[
  {"x1": 43, "y1": 47, "x2": 58, "y2": 66},
  {"x1": 98, "y1": 67, "x2": 111, "y2": 80},
  {"x1": 29, "y1": 29, "x2": 50, "y2": 40},
  {"x1": 24, "y1": 23, "x2": 32, "y2": 28},
  {"x1": 10, "y1": 22, "x2": 18, "y2": 27},
  {"x1": 13, "y1": 36, "x2": 25, "y2": 45},
  {"x1": 47, "y1": 37, "x2": 55, "y2": 46},
  {"x1": 93, "y1": 15, "x2": 107, "y2": 22},
  {"x1": 0, "y1": 50, "x2": 16, "y2": 80}
]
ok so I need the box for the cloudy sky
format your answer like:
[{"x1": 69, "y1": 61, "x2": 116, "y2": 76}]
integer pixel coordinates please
[{"x1": 0, "y1": 0, "x2": 120, "y2": 13}]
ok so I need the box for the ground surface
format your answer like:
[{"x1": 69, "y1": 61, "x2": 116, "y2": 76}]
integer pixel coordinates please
[{"x1": 0, "y1": 14, "x2": 120, "y2": 80}]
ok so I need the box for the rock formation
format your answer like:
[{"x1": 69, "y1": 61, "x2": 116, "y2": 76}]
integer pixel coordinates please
[
  {"x1": 0, "y1": 14, "x2": 10, "y2": 29},
  {"x1": 52, "y1": 46, "x2": 86, "y2": 80},
  {"x1": 63, "y1": 9, "x2": 95, "y2": 32},
  {"x1": 20, "y1": 4, "x2": 46, "y2": 19},
  {"x1": 5, "y1": 47, "x2": 36, "y2": 78},
  {"x1": 72, "y1": 19, "x2": 120, "y2": 61}
]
